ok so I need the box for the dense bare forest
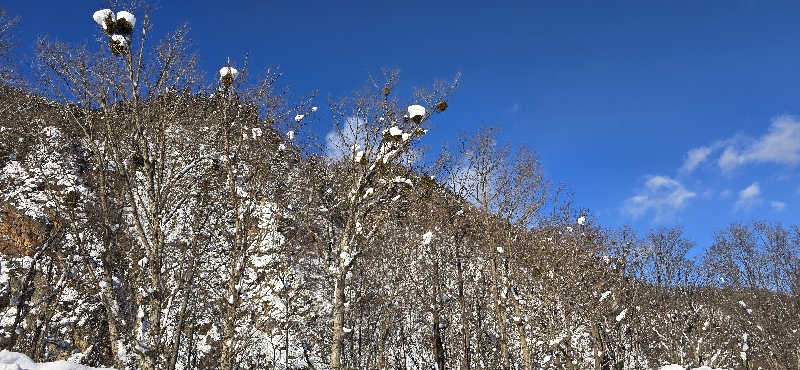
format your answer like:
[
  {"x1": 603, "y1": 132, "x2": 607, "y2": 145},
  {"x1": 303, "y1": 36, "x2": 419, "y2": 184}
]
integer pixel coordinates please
[{"x1": 1, "y1": 5, "x2": 799, "y2": 370}]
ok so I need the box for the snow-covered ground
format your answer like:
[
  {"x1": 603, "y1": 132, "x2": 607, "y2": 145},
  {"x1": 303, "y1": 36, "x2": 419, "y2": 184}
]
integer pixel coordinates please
[
  {"x1": 0, "y1": 350, "x2": 738, "y2": 370},
  {"x1": 0, "y1": 351, "x2": 112, "y2": 370},
  {"x1": 659, "y1": 365, "x2": 728, "y2": 370}
]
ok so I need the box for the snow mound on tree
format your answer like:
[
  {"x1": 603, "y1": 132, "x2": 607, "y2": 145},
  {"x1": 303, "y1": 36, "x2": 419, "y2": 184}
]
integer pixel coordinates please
[
  {"x1": 115, "y1": 11, "x2": 136, "y2": 28},
  {"x1": 219, "y1": 66, "x2": 239, "y2": 80},
  {"x1": 407, "y1": 105, "x2": 425, "y2": 120},
  {"x1": 0, "y1": 350, "x2": 113, "y2": 370},
  {"x1": 110, "y1": 34, "x2": 127, "y2": 47},
  {"x1": 92, "y1": 9, "x2": 114, "y2": 28}
]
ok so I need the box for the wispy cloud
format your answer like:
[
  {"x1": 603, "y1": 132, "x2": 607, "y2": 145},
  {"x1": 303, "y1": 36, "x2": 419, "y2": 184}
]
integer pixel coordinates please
[
  {"x1": 734, "y1": 182, "x2": 761, "y2": 210},
  {"x1": 680, "y1": 145, "x2": 713, "y2": 173},
  {"x1": 770, "y1": 200, "x2": 786, "y2": 211},
  {"x1": 624, "y1": 175, "x2": 696, "y2": 221},
  {"x1": 678, "y1": 116, "x2": 800, "y2": 174},
  {"x1": 718, "y1": 116, "x2": 800, "y2": 172}
]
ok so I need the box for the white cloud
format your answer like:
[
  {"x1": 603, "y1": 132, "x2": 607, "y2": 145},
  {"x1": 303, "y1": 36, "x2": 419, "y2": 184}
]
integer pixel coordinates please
[
  {"x1": 740, "y1": 182, "x2": 760, "y2": 199},
  {"x1": 734, "y1": 182, "x2": 762, "y2": 210},
  {"x1": 770, "y1": 201, "x2": 786, "y2": 211},
  {"x1": 325, "y1": 116, "x2": 367, "y2": 160},
  {"x1": 718, "y1": 116, "x2": 800, "y2": 172},
  {"x1": 681, "y1": 145, "x2": 713, "y2": 172},
  {"x1": 624, "y1": 175, "x2": 696, "y2": 220}
]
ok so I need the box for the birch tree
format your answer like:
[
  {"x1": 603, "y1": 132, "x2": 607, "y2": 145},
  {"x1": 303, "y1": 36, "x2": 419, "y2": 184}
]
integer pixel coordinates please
[{"x1": 315, "y1": 71, "x2": 457, "y2": 369}]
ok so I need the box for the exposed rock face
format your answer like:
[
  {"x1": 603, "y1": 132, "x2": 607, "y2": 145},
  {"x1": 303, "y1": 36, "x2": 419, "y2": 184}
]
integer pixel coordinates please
[{"x1": 0, "y1": 203, "x2": 54, "y2": 258}]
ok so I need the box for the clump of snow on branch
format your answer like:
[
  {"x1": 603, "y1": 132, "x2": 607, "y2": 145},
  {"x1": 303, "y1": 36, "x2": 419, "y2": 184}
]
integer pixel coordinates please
[
  {"x1": 219, "y1": 66, "x2": 239, "y2": 81},
  {"x1": 91, "y1": 9, "x2": 135, "y2": 34},
  {"x1": 353, "y1": 150, "x2": 364, "y2": 163},
  {"x1": 388, "y1": 126, "x2": 403, "y2": 137},
  {"x1": 115, "y1": 11, "x2": 136, "y2": 28},
  {"x1": 92, "y1": 9, "x2": 114, "y2": 29},
  {"x1": 110, "y1": 34, "x2": 127, "y2": 47},
  {"x1": 91, "y1": 8, "x2": 136, "y2": 55},
  {"x1": 294, "y1": 114, "x2": 305, "y2": 122},
  {"x1": 407, "y1": 104, "x2": 425, "y2": 121},
  {"x1": 422, "y1": 231, "x2": 434, "y2": 245},
  {"x1": 392, "y1": 176, "x2": 412, "y2": 186}
]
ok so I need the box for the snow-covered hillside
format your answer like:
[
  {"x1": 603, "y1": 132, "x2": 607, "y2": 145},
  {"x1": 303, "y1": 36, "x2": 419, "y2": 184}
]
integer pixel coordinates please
[{"x1": 1, "y1": 5, "x2": 799, "y2": 369}]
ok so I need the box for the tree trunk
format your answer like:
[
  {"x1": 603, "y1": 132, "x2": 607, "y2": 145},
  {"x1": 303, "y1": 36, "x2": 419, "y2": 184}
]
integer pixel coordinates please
[
  {"x1": 4, "y1": 258, "x2": 37, "y2": 350},
  {"x1": 432, "y1": 311, "x2": 446, "y2": 370},
  {"x1": 590, "y1": 323, "x2": 604, "y2": 370},
  {"x1": 490, "y1": 254, "x2": 510, "y2": 369},
  {"x1": 565, "y1": 340, "x2": 576, "y2": 370},
  {"x1": 376, "y1": 311, "x2": 391, "y2": 369},
  {"x1": 167, "y1": 260, "x2": 196, "y2": 370},
  {"x1": 144, "y1": 259, "x2": 162, "y2": 370},
  {"x1": 93, "y1": 264, "x2": 128, "y2": 370},
  {"x1": 330, "y1": 272, "x2": 346, "y2": 370},
  {"x1": 513, "y1": 297, "x2": 531, "y2": 370},
  {"x1": 794, "y1": 348, "x2": 800, "y2": 370},
  {"x1": 220, "y1": 270, "x2": 239, "y2": 370},
  {"x1": 432, "y1": 259, "x2": 446, "y2": 370},
  {"x1": 457, "y1": 255, "x2": 471, "y2": 370}
]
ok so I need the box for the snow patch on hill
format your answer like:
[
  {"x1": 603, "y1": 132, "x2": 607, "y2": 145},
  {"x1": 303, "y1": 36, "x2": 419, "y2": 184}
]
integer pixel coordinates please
[{"x1": 0, "y1": 351, "x2": 113, "y2": 370}]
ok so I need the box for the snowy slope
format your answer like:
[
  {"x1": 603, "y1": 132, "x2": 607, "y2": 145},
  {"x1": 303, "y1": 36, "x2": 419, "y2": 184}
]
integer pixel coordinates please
[{"x1": 0, "y1": 351, "x2": 113, "y2": 370}]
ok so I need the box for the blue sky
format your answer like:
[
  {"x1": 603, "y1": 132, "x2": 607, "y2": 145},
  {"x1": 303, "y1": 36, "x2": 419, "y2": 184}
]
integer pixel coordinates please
[{"x1": 4, "y1": 1, "x2": 799, "y2": 252}]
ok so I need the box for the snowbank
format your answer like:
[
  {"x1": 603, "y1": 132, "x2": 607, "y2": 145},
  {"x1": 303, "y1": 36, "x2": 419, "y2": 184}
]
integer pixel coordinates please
[
  {"x1": 658, "y1": 365, "x2": 727, "y2": 370},
  {"x1": 0, "y1": 351, "x2": 113, "y2": 370}
]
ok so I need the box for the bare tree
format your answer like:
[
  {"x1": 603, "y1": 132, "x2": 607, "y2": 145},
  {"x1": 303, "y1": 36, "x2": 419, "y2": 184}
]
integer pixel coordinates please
[
  {"x1": 703, "y1": 221, "x2": 800, "y2": 369},
  {"x1": 34, "y1": 5, "x2": 216, "y2": 368},
  {"x1": 442, "y1": 127, "x2": 549, "y2": 369},
  {"x1": 0, "y1": 8, "x2": 20, "y2": 86},
  {"x1": 296, "y1": 70, "x2": 457, "y2": 369}
]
